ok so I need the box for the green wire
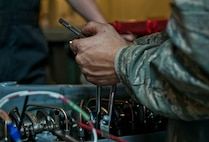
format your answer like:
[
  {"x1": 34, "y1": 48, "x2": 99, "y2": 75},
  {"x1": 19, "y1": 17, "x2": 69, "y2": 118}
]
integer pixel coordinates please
[{"x1": 66, "y1": 99, "x2": 90, "y2": 121}]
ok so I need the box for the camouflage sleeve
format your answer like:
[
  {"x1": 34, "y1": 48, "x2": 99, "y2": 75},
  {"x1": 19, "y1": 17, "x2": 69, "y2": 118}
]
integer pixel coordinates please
[
  {"x1": 133, "y1": 30, "x2": 169, "y2": 45},
  {"x1": 115, "y1": 0, "x2": 209, "y2": 121}
]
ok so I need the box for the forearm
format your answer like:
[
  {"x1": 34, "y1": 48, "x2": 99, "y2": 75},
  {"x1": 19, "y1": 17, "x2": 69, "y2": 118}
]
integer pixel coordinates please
[
  {"x1": 115, "y1": 1, "x2": 209, "y2": 120},
  {"x1": 67, "y1": 0, "x2": 106, "y2": 23},
  {"x1": 116, "y1": 39, "x2": 209, "y2": 121}
]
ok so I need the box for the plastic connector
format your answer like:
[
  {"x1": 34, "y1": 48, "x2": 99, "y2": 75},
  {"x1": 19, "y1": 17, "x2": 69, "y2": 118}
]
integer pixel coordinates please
[{"x1": 6, "y1": 121, "x2": 22, "y2": 142}]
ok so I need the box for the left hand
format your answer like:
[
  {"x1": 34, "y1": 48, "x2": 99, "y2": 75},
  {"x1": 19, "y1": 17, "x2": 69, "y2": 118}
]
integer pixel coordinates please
[{"x1": 70, "y1": 22, "x2": 129, "y2": 85}]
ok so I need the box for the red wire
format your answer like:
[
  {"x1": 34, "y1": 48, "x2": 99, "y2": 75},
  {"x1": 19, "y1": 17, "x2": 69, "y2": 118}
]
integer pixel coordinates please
[{"x1": 78, "y1": 121, "x2": 127, "y2": 142}]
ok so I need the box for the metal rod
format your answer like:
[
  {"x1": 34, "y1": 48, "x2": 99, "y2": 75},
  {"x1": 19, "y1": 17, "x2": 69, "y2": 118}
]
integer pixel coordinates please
[
  {"x1": 18, "y1": 96, "x2": 29, "y2": 131},
  {"x1": 59, "y1": 18, "x2": 86, "y2": 38},
  {"x1": 107, "y1": 84, "x2": 116, "y2": 129},
  {"x1": 96, "y1": 85, "x2": 102, "y2": 129}
]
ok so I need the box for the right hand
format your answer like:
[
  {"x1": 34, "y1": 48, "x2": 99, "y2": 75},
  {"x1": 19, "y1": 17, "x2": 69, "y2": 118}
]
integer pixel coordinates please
[{"x1": 70, "y1": 22, "x2": 129, "y2": 85}]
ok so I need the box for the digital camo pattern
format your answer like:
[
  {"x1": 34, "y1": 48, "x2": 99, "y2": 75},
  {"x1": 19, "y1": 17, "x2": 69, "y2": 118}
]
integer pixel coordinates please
[{"x1": 115, "y1": 0, "x2": 209, "y2": 121}]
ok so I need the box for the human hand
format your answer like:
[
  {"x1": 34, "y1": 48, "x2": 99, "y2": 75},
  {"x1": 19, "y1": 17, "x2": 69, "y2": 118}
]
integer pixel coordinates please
[
  {"x1": 120, "y1": 31, "x2": 137, "y2": 42},
  {"x1": 70, "y1": 22, "x2": 129, "y2": 85}
]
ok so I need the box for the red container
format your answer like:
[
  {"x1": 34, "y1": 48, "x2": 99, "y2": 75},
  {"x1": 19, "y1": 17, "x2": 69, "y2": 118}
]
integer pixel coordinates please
[{"x1": 111, "y1": 19, "x2": 168, "y2": 36}]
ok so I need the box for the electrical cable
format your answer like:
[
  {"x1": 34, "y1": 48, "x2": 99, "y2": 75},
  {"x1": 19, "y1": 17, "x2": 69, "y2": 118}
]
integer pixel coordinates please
[
  {"x1": 88, "y1": 120, "x2": 98, "y2": 142},
  {"x1": 78, "y1": 121, "x2": 127, "y2": 142},
  {"x1": 79, "y1": 99, "x2": 85, "y2": 123},
  {"x1": 0, "y1": 90, "x2": 97, "y2": 142},
  {"x1": 0, "y1": 109, "x2": 10, "y2": 141},
  {"x1": 0, "y1": 109, "x2": 11, "y2": 121},
  {"x1": 0, "y1": 109, "x2": 22, "y2": 142}
]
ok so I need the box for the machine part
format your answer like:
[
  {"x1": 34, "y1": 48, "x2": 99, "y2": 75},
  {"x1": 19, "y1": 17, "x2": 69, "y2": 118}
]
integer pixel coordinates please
[
  {"x1": 100, "y1": 115, "x2": 111, "y2": 138},
  {"x1": 3, "y1": 105, "x2": 67, "y2": 141},
  {"x1": 100, "y1": 85, "x2": 116, "y2": 137},
  {"x1": 35, "y1": 131, "x2": 57, "y2": 142},
  {"x1": 0, "y1": 86, "x2": 168, "y2": 142},
  {"x1": 96, "y1": 85, "x2": 102, "y2": 129},
  {"x1": 0, "y1": 100, "x2": 168, "y2": 142},
  {"x1": 59, "y1": 18, "x2": 86, "y2": 38},
  {"x1": 85, "y1": 97, "x2": 168, "y2": 136}
]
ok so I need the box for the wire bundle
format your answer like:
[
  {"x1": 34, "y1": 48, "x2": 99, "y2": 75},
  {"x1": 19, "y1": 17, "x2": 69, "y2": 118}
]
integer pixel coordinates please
[
  {"x1": 0, "y1": 91, "x2": 97, "y2": 142},
  {"x1": 0, "y1": 90, "x2": 126, "y2": 142}
]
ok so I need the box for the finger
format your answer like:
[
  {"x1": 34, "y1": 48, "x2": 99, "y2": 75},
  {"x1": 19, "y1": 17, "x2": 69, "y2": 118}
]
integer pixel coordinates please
[
  {"x1": 70, "y1": 36, "x2": 97, "y2": 55},
  {"x1": 81, "y1": 21, "x2": 108, "y2": 36},
  {"x1": 81, "y1": 69, "x2": 120, "y2": 85},
  {"x1": 85, "y1": 75, "x2": 120, "y2": 86},
  {"x1": 81, "y1": 66, "x2": 116, "y2": 77},
  {"x1": 69, "y1": 39, "x2": 80, "y2": 55}
]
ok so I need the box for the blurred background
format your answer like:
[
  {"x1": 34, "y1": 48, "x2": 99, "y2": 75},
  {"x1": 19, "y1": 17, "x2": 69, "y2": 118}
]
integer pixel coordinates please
[
  {"x1": 39, "y1": 0, "x2": 171, "y2": 27},
  {"x1": 39, "y1": 0, "x2": 171, "y2": 84}
]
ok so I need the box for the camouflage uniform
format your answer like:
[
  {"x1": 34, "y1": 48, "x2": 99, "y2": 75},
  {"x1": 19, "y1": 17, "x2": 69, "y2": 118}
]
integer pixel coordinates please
[{"x1": 115, "y1": 0, "x2": 209, "y2": 141}]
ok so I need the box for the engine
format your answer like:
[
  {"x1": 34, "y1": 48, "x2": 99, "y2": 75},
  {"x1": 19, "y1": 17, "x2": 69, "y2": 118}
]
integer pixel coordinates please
[{"x1": 0, "y1": 84, "x2": 167, "y2": 142}]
